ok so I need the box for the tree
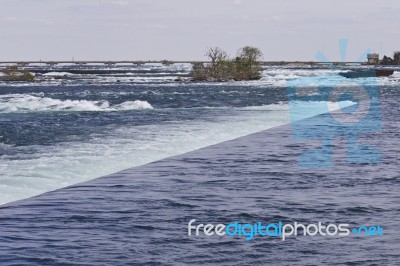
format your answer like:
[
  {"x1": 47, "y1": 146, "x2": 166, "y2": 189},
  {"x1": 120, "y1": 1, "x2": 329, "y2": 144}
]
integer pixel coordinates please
[
  {"x1": 191, "y1": 46, "x2": 263, "y2": 82},
  {"x1": 381, "y1": 55, "x2": 394, "y2": 65},
  {"x1": 234, "y1": 46, "x2": 263, "y2": 80},
  {"x1": 204, "y1": 47, "x2": 232, "y2": 80},
  {"x1": 380, "y1": 52, "x2": 400, "y2": 65},
  {"x1": 206, "y1": 47, "x2": 228, "y2": 65},
  {"x1": 394, "y1": 51, "x2": 400, "y2": 65},
  {"x1": 190, "y1": 62, "x2": 208, "y2": 81}
]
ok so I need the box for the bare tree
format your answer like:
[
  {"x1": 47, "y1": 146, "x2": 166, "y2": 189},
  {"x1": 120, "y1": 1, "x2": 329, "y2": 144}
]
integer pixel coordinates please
[
  {"x1": 205, "y1": 47, "x2": 228, "y2": 65},
  {"x1": 203, "y1": 47, "x2": 232, "y2": 80}
]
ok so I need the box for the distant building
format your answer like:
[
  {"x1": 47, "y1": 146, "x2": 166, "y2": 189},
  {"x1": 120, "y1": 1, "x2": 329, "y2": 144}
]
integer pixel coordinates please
[{"x1": 367, "y1": 53, "x2": 380, "y2": 65}]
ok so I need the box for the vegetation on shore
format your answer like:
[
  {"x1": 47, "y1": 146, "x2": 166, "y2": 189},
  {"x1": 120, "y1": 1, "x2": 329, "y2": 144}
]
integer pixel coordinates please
[
  {"x1": 191, "y1": 46, "x2": 263, "y2": 81},
  {"x1": 1, "y1": 66, "x2": 35, "y2": 82},
  {"x1": 381, "y1": 51, "x2": 400, "y2": 65}
]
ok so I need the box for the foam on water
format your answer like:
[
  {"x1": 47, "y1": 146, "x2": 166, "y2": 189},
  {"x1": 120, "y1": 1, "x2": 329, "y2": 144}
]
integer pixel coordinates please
[
  {"x1": 43, "y1": 72, "x2": 74, "y2": 76},
  {"x1": 0, "y1": 100, "x2": 354, "y2": 205},
  {"x1": 2, "y1": 65, "x2": 398, "y2": 87},
  {"x1": 0, "y1": 94, "x2": 153, "y2": 113}
]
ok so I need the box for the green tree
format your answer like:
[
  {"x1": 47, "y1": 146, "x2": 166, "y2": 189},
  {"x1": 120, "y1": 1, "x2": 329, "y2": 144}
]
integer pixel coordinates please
[{"x1": 234, "y1": 46, "x2": 263, "y2": 80}]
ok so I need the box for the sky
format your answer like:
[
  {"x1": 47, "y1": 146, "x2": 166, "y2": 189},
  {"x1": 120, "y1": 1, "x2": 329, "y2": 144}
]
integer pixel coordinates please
[{"x1": 0, "y1": 0, "x2": 399, "y2": 61}]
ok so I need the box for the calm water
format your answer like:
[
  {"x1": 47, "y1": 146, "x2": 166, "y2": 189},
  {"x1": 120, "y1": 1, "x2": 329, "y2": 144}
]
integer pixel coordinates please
[{"x1": 0, "y1": 64, "x2": 399, "y2": 265}]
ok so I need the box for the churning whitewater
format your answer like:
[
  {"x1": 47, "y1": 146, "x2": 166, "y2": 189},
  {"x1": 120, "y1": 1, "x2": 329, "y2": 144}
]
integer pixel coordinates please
[{"x1": 0, "y1": 63, "x2": 392, "y2": 205}]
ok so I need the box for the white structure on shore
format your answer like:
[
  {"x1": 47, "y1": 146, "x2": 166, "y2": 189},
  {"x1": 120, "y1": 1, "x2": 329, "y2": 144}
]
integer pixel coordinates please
[{"x1": 367, "y1": 53, "x2": 379, "y2": 65}]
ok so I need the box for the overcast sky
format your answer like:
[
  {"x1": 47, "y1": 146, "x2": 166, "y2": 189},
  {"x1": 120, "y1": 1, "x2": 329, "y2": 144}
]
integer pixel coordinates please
[{"x1": 0, "y1": 0, "x2": 399, "y2": 61}]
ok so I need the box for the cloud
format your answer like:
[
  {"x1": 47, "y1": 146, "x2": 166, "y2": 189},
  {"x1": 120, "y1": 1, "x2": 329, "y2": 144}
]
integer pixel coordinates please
[
  {"x1": 0, "y1": 0, "x2": 399, "y2": 61},
  {"x1": 0, "y1": 16, "x2": 50, "y2": 25},
  {"x1": 110, "y1": 0, "x2": 130, "y2": 6}
]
